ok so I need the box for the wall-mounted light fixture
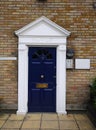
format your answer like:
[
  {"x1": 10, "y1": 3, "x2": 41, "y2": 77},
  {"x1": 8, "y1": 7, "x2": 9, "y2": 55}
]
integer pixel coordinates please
[{"x1": 66, "y1": 48, "x2": 74, "y2": 59}]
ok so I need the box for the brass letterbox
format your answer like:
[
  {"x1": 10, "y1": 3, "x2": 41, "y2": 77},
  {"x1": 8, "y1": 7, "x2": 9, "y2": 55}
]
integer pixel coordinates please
[{"x1": 36, "y1": 83, "x2": 48, "y2": 88}]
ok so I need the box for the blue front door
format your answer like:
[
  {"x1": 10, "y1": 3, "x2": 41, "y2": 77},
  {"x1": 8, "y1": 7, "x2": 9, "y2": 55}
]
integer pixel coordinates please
[{"x1": 28, "y1": 47, "x2": 56, "y2": 112}]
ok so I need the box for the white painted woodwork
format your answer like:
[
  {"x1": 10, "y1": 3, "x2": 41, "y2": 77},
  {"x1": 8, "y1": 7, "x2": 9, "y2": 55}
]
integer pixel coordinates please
[
  {"x1": 0, "y1": 57, "x2": 17, "y2": 60},
  {"x1": 15, "y1": 16, "x2": 70, "y2": 115}
]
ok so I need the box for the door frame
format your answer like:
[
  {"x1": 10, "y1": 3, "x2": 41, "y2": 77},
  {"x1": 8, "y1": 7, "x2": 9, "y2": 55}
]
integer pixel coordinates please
[
  {"x1": 17, "y1": 43, "x2": 67, "y2": 114},
  {"x1": 15, "y1": 16, "x2": 70, "y2": 115}
]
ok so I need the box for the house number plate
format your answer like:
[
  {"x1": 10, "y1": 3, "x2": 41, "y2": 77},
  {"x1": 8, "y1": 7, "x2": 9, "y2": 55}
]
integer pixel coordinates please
[{"x1": 36, "y1": 83, "x2": 48, "y2": 88}]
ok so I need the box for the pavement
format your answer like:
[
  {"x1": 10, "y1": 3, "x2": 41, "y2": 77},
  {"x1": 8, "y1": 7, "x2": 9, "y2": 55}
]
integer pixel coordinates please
[{"x1": 0, "y1": 113, "x2": 95, "y2": 130}]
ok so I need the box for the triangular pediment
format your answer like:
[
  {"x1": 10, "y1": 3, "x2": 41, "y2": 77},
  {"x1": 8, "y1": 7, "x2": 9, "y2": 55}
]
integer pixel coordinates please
[{"x1": 15, "y1": 16, "x2": 70, "y2": 37}]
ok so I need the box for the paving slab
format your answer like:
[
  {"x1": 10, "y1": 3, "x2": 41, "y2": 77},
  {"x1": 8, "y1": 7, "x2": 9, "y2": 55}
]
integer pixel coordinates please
[
  {"x1": 8, "y1": 114, "x2": 25, "y2": 121},
  {"x1": 2, "y1": 120, "x2": 22, "y2": 129},
  {"x1": 77, "y1": 120, "x2": 95, "y2": 130},
  {"x1": 59, "y1": 120, "x2": 78, "y2": 130},
  {"x1": 41, "y1": 121, "x2": 59, "y2": 129},
  {"x1": 25, "y1": 113, "x2": 41, "y2": 120},
  {"x1": 0, "y1": 114, "x2": 10, "y2": 120},
  {"x1": 22, "y1": 121, "x2": 40, "y2": 129},
  {"x1": 0, "y1": 128, "x2": 20, "y2": 130},
  {"x1": 42, "y1": 113, "x2": 58, "y2": 120},
  {"x1": 58, "y1": 114, "x2": 75, "y2": 121},
  {"x1": 20, "y1": 128, "x2": 41, "y2": 130},
  {"x1": 0, "y1": 120, "x2": 5, "y2": 128},
  {"x1": 41, "y1": 129, "x2": 59, "y2": 130},
  {"x1": 74, "y1": 114, "x2": 89, "y2": 120}
]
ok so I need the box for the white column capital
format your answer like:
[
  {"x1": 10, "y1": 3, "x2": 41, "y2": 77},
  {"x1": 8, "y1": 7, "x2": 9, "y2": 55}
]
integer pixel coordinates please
[
  {"x1": 18, "y1": 44, "x2": 28, "y2": 51},
  {"x1": 58, "y1": 45, "x2": 66, "y2": 51}
]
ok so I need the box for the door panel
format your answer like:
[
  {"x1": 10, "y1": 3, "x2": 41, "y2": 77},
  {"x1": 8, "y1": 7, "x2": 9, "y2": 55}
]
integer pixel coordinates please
[{"x1": 28, "y1": 47, "x2": 56, "y2": 112}]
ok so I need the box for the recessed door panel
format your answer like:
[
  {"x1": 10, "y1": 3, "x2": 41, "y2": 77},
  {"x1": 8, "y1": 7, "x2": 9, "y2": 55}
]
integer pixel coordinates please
[{"x1": 28, "y1": 47, "x2": 56, "y2": 112}]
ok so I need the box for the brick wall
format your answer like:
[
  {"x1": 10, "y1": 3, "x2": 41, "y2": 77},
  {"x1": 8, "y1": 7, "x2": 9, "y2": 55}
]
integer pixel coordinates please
[{"x1": 0, "y1": 0, "x2": 96, "y2": 110}]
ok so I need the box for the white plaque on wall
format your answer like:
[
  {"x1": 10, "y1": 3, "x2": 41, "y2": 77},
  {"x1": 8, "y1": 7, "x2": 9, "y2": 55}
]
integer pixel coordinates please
[{"x1": 75, "y1": 59, "x2": 90, "y2": 69}]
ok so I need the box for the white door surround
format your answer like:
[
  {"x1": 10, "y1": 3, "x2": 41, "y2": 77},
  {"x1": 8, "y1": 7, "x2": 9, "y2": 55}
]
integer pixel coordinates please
[{"x1": 15, "y1": 16, "x2": 70, "y2": 114}]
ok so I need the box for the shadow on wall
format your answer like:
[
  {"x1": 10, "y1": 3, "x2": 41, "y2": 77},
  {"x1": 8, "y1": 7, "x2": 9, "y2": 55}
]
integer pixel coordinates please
[{"x1": 0, "y1": 97, "x2": 3, "y2": 111}]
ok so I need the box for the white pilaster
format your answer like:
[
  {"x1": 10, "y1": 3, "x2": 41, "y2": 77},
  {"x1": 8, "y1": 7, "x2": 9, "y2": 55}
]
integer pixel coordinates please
[
  {"x1": 17, "y1": 44, "x2": 28, "y2": 115},
  {"x1": 57, "y1": 45, "x2": 67, "y2": 114}
]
